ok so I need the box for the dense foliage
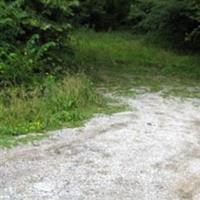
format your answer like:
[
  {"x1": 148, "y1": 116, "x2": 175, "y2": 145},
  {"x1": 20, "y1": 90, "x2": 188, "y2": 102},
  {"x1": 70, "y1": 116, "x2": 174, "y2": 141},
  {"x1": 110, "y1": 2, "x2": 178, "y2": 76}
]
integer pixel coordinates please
[
  {"x1": 72, "y1": 0, "x2": 131, "y2": 30},
  {"x1": 73, "y1": 0, "x2": 200, "y2": 49},
  {"x1": 129, "y1": 0, "x2": 200, "y2": 48},
  {"x1": 0, "y1": 0, "x2": 78, "y2": 86},
  {"x1": 0, "y1": 0, "x2": 199, "y2": 87}
]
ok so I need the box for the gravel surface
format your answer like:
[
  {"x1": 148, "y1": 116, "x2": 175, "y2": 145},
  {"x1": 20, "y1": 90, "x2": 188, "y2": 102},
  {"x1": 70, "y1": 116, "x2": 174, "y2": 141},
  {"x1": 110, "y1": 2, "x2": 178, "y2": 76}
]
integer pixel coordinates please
[{"x1": 0, "y1": 92, "x2": 200, "y2": 200}]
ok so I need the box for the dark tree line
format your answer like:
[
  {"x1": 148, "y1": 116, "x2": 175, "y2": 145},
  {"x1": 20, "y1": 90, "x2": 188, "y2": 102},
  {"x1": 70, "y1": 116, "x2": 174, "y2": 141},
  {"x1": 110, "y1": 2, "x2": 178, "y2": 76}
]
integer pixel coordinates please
[{"x1": 73, "y1": 0, "x2": 200, "y2": 49}]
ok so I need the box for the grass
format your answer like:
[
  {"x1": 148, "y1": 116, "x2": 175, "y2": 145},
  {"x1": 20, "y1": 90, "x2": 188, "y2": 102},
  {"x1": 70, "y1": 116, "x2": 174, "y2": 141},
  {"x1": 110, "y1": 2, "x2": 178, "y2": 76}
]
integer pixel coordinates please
[
  {"x1": 1, "y1": 29, "x2": 200, "y2": 147},
  {"x1": 73, "y1": 29, "x2": 200, "y2": 97},
  {"x1": 0, "y1": 74, "x2": 123, "y2": 147}
]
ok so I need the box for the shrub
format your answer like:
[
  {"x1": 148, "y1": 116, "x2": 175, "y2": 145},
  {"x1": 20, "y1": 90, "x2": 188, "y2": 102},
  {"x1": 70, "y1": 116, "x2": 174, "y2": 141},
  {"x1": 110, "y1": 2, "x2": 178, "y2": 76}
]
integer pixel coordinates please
[
  {"x1": 129, "y1": 0, "x2": 200, "y2": 49},
  {"x1": 0, "y1": 0, "x2": 78, "y2": 86}
]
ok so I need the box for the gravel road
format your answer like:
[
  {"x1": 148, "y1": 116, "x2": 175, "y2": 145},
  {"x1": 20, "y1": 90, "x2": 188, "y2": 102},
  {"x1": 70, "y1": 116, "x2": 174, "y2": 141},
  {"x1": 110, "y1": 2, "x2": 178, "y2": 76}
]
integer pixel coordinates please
[{"x1": 0, "y1": 92, "x2": 200, "y2": 200}]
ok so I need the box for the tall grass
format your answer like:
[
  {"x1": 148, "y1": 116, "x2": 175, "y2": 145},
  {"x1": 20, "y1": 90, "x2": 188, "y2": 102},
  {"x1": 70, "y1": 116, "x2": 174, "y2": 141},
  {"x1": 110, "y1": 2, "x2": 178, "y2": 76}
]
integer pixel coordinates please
[
  {"x1": 0, "y1": 74, "x2": 113, "y2": 147},
  {"x1": 73, "y1": 30, "x2": 200, "y2": 90}
]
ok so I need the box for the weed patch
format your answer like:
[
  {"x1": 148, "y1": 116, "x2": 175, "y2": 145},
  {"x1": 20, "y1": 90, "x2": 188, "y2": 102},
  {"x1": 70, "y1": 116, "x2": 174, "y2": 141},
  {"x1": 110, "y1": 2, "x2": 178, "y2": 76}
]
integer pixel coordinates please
[{"x1": 0, "y1": 74, "x2": 123, "y2": 147}]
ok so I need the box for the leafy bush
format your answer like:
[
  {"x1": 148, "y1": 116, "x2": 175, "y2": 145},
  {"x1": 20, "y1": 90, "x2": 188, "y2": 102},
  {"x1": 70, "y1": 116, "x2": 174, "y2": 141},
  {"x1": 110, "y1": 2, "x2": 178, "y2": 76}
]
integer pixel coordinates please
[
  {"x1": 129, "y1": 0, "x2": 200, "y2": 49},
  {"x1": 0, "y1": 0, "x2": 78, "y2": 86}
]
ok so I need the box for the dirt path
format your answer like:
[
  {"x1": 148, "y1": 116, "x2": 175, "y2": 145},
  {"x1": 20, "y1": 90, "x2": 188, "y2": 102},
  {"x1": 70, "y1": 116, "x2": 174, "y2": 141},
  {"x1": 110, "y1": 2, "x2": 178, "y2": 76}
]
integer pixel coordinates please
[{"x1": 0, "y1": 92, "x2": 200, "y2": 200}]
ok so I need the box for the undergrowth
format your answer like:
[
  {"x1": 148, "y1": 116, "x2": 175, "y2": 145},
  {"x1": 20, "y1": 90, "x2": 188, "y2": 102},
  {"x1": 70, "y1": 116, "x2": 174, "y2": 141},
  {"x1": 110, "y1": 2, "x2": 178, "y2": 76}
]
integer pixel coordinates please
[
  {"x1": 0, "y1": 74, "x2": 122, "y2": 147},
  {"x1": 73, "y1": 29, "x2": 200, "y2": 97}
]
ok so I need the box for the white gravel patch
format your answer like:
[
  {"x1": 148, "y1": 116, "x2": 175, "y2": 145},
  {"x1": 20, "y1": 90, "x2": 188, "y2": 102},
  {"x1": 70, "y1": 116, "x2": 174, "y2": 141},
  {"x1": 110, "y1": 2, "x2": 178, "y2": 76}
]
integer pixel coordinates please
[{"x1": 0, "y1": 92, "x2": 200, "y2": 200}]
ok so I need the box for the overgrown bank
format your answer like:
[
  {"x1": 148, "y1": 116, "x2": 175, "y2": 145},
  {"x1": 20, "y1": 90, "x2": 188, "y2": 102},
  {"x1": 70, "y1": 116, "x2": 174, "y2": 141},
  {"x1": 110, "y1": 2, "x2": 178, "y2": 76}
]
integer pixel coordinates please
[
  {"x1": 0, "y1": 74, "x2": 122, "y2": 147},
  {"x1": 1, "y1": 29, "x2": 200, "y2": 147},
  {"x1": 0, "y1": 0, "x2": 199, "y2": 147},
  {"x1": 0, "y1": 1, "x2": 124, "y2": 147},
  {"x1": 74, "y1": 30, "x2": 200, "y2": 96}
]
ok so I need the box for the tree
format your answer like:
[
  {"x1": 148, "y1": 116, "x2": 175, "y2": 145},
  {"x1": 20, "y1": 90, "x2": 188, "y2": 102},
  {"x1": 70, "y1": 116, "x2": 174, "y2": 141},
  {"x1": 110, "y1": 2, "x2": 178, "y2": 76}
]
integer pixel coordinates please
[{"x1": 0, "y1": 0, "x2": 78, "y2": 85}]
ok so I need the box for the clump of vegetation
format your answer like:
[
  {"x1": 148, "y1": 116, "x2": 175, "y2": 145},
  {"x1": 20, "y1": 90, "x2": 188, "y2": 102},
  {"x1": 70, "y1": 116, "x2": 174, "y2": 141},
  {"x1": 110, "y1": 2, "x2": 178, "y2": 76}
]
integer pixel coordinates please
[
  {"x1": 0, "y1": 0, "x2": 78, "y2": 86},
  {"x1": 129, "y1": 0, "x2": 200, "y2": 49},
  {"x1": 72, "y1": 0, "x2": 200, "y2": 50},
  {"x1": 0, "y1": 74, "x2": 117, "y2": 147}
]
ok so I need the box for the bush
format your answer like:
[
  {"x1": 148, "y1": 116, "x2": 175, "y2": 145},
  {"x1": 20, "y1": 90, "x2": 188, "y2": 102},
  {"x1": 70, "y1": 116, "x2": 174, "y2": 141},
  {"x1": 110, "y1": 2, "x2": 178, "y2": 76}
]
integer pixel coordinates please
[
  {"x1": 129, "y1": 0, "x2": 200, "y2": 49},
  {"x1": 0, "y1": 0, "x2": 78, "y2": 86}
]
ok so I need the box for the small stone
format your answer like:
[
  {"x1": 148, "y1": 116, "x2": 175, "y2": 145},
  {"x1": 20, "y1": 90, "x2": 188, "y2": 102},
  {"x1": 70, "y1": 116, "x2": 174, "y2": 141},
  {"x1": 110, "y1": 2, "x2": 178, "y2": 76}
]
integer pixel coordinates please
[
  {"x1": 34, "y1": 182, "x2": 55, "y2": 192},
  {"x1": 147, "y1": 122, "x2": 152, "y2": 126}
]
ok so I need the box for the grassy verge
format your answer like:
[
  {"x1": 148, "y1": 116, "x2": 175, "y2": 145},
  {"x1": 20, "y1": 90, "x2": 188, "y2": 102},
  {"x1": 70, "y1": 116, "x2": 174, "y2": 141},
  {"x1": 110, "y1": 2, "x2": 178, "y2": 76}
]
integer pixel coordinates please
[
  {"x1": 1, "y1": 30, "x2": 199, "y2": 147},
  {"x1": 0, "y1": 74, "x2": 123, "y2": 147},
  {"x1": 73, "y1": 29, "x2": 200, "y2": 98}
]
